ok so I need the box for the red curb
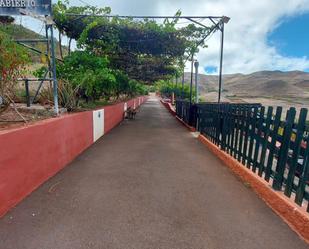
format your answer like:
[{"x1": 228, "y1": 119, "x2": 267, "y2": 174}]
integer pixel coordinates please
[
  {"x1": 198, "y1": 134, "x2": 309, "y2": 244},
  {"x1": 175, "y1": 116, "x2": 196, "y2": 132},
  {"x1": 160, "y1": 99, "x2": 196, "y2": 132},
  {"x1": 160, "y1": 99, "x2": 176, "y2": 116}
]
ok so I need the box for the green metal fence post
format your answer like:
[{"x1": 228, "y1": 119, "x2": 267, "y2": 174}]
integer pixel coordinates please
[
  {"x1": 295, "y1": 136, "x2": 309, "y2": 206},
  {"x1": 252, "y1": 107, "x2": 265, "y2": 173},
  {"x1": 242, "y1": 108, "x2": 251, "y2": 165},
  {"x1": 247, "y1": 107, "x2": 259, "y2": 169},
  {"x1": 258, "y1": 106, "x2": 273, "y2": 176},
  {"x1": 273, "y1": 108, "x2": 296, "y2": 190},
  {"x1": 284, "y1": 108, "x2": 308, "y2": 197},
  {"x1": 264, "y1": 106, "x2": 282, "y2": 181}
]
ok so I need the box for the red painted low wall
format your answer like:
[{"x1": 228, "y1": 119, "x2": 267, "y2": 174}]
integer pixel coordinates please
[
  {"x1": 0, "y1": 96, "x2": 147, "y2": 217},
  {"x1": 104, "y1": 102, "x2": 126, "y2": 134},
  {"x1": 104, "y1": 97, "x2": 146, "y2": 134}
]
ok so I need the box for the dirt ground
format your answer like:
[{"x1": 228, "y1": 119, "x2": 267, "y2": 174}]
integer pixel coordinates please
[
  {"x1": 0, "y1": 104, "x2": 54, "y2": 131},
  {"x1": 203, "y1": 92, "x2": 309, "y2": 116}
]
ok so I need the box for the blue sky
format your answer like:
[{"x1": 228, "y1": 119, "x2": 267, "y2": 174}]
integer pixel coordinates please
[
  {"x1": 205, "y1": 66, "x2": 218, "y2": 74},
  {"x1": 206, "y1": 12, "x2": 309, "y2": 75},
  {"x1": 268, "y1": 13, "x2": 309, "y2": 59}
]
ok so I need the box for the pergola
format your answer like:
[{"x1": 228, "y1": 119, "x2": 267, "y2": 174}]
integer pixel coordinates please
[
  {"x1": 0, "y1": 5, "x2": 230, "y2": 114},
  {"x1": 65, "y1": 13, "x2": 230, "y2": 103}
]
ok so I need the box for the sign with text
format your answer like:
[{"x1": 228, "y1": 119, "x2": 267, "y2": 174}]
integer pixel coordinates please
[{"x1": 0, "y1": 0, "x2": 51, "y2": 16}]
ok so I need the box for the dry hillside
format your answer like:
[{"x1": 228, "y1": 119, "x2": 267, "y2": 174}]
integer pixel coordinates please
[{"x1": 184, "y1": 71, "x2": 309, "y2": 112}]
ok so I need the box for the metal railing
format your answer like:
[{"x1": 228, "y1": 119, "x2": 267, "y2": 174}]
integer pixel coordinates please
[
  {"x1": 176, "y1": 100, "x2": 309, "y2": 212},
  {"x1": 176, "y1": 99, "x2": 192, "y2": 125}
]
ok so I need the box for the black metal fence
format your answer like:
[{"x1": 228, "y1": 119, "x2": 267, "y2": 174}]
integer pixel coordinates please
[
  {"x1": 176, "y1": 99, "x2": 198, "y2": 127},
  {"x1": 175, "y1": 99, "x2": 192, "y2": 125},
  {"x1": 176, "y1": 100, "x2": 309, "y2": 212}
]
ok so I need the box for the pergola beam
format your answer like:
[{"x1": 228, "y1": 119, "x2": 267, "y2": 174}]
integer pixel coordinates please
[
  {"x1": 65, "y1": 14, "x2": 223, "y2": 19},
  {"x1": 185, "y1": 17, "x2": 209, "y2": 29}
]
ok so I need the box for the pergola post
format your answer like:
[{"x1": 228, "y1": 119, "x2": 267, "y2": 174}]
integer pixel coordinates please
[{"x1": 218, "y1": 22, "x2": 224, "y2": 103}]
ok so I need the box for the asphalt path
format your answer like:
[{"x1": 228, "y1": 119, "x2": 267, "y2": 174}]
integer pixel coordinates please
[{"x1": 0, "y1": 96, "x2": 307, "y2": 249}]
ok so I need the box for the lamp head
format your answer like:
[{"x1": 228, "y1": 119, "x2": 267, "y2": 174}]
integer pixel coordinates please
[{"x1": 222, "y1": 16, "x2": 230, "y2": 24}]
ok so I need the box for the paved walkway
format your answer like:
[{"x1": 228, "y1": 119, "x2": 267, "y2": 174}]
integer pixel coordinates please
[{"x1": 0, "y1": 97, "x2": 307, "y2": 249}]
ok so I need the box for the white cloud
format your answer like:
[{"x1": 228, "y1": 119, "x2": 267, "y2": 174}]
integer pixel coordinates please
[{"x1": 22, "y1": 0, "x2": 309, "y2": 74}]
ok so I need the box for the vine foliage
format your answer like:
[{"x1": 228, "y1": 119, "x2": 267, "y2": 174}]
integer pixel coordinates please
[{"x1": 53, "y1": 1, "x2": 211, "y2": 84}]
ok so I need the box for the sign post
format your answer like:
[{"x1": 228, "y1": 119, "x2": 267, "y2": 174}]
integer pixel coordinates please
[{"x1": 0, "y1": 0, "x2": 59, "y2": 115}]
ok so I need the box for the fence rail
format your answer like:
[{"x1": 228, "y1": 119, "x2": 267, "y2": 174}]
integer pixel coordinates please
[{"x1": 176, "y1": 100, "x2": 309, "y2": 212}]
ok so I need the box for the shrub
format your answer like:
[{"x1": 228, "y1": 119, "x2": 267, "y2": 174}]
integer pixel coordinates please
[
  {"x1": 0, "y1": 32, "x2": 29, "y2": 112},
  {"x1": 57, "y1": 50, "x2": 147, "y2": 103},
  {"x1": 34, "y1": 50, "x2": 148, "y2": 110},
  {"x1": 57, "y1": 51, "x2": 116, "y2": 101},
  {"x1": 155, "y1": 80, "x2": 193, "y2": 100}
]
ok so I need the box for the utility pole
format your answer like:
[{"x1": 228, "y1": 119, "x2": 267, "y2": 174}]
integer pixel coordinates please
[{"x1": 194, "y1": 60, "x2": 199, "y2": 103}]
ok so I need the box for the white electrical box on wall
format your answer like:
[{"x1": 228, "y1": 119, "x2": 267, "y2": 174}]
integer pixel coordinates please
[
  {"x1": 124, "y1": 102, "x2": 128, "y2": 118},
  {"x1": 93, "y1": 109, "x2": 104, "y2": 142}
]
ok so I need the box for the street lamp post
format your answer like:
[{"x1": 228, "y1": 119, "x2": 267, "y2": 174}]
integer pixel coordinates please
[
  {"x1": 218, "y1": 16, "x2": 230, "y2": 103},
  {"x1": 181, "y1": 70, "x2": 185, "y2": 99},
  {"x1": 189, "y1": 54, "x2": 194, "y2": 105},
  {"x1": 194, "y1": 60, "x2": 199, "y2": 103}
]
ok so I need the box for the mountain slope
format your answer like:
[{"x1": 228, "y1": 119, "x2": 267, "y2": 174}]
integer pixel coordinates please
[
  {"x1": 185, "y1": 70, "x2": 309, "y2": 97},
  {"x1": 184, "y1": 71, "x2": 309, "y2": 107}
]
